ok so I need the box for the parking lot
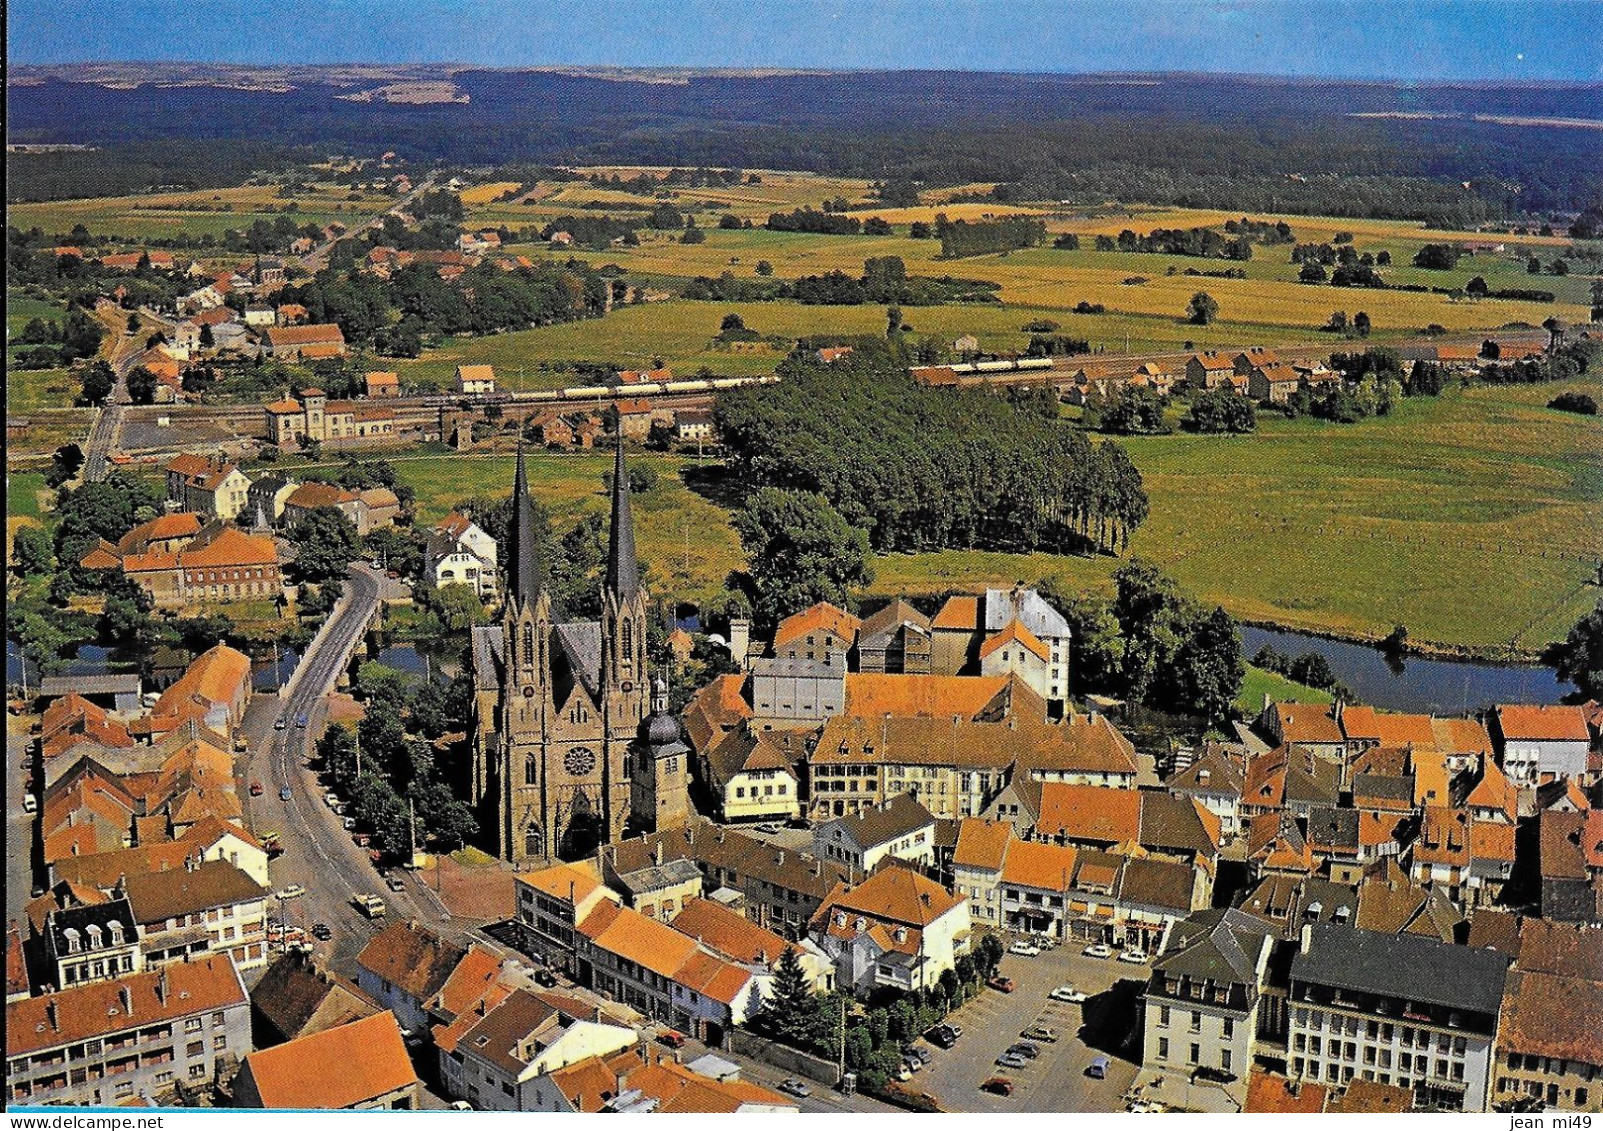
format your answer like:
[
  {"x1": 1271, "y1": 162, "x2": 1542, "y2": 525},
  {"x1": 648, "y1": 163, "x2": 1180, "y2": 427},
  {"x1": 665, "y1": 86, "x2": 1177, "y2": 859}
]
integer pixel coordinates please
[{"x1": 908, "y1": 941, "x2": 1149, "y2": 1112}]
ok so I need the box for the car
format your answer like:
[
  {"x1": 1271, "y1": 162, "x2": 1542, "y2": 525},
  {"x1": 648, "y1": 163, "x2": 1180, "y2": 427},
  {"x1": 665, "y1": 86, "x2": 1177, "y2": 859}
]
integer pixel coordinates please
[
  {"x1": 777, "y1": 1077, "x2": 810, "y2": 1098},
  {"x1": 279, "y1": 786, "x2": 292, "y2": 801},
  {"x1": 926, "y1": 1027, "x2": 957, "y2": 1049},
  {"x1": 1009, "y1": 941, "x2": 1042, "y2": 957},
  {"x1": 943, "y1": 1024, "x2": 963, "y2": 1039},
  {"x1": 352, "y1": 893, "x2": 387, "y2": 918},
  {"x1": 276, "y1": 884, "x2": 306, "y2": 900},
  {"x1": 987, "y1": 975, "x2": 1015, "y2": 993},
  {"x1": 325, "y1": 793, "x2": 341, "y2": 808},
  {"x1": 1049, "y1": 985, "x2": 1088, "y2": 1003},
  {"x1": 1118, "y1": 948, "x2": 1148, "y2": 964},
  {"x1": 274, "y1": 718, "x2": 287, "y2": 730},
  {"x1": 895, "y1": 1064, "x2": 913, "y2": 1082},
  {"x1": 534, "y1": 969, "x2": 559, "y2": 987},
  {"x1": 386, "y1": 570, "x2": 400, "y2": 579},
  {"x1": 295, "y1": 714, "x2": 308, "y2": 728},
  {"x1": 342, "y1": 815, "x2": 357, "y2": 830},
  {"x1": 448, "y1": 1102, "x2": 473, "y2": 1111},
  {"x1": 1007, "y1": 1042, "x2": 1041, "y2": 1060},
  {"x1": 1082, "y1": 943, "x2": 1115, "y2": 959},
  {"x1": 23, "y1": 794, "x2": 38, "y2": 813},
  {"x1": 996, "y1": 1053, "x2": 1027, "y2": 1070},
  {"x1": 249, "y1": 780, "x2": 264, "y2": 796},
  {"x1": 754, "y1": 822, "x2": 782, "y2": 834},
  {"x1": 386, "y1": 876, "x2": 406, "y2": 892},
  {"x1": 980, "y1": 1077, "x2": 1014, "y2": 1096},
  {"x1": 1086, "y1": 1056, "x2": 1110, "y2": 1080},
  {"x1": 352, "y1": 832, "x2": 371, "y2": 847},
  {"x1": 658, "y1": 1030, "x2": 686, "y2": 1049},
  {"x1": 1022, "y1": 1026, "x2": 1059, "y2": 1043},
  {"x1": 902, "y1": 1050, "x2": 924, "y2": 1071},
  {"x1": 311, "y1": 923, "x2": 333, "y2": 940}
]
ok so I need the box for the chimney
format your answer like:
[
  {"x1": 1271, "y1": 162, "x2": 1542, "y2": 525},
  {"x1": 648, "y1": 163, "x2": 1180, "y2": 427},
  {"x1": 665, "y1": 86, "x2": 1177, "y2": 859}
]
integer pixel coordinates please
[
  {"x1": 120, "y1": 984, "x2": 134, "y2": 1015},
  {"x1": 1300, "y1": 923, "x2": 1313, "y2": 954},
  {"x1": 156, "y1": 969, "x2": 169, "y2": 1004},
  {"x1": 653, "y1": 843, "x2": 664, "y2": 866},
  {"x1": 47, "y1": 998, "x2": 60, "y2": 1031}
]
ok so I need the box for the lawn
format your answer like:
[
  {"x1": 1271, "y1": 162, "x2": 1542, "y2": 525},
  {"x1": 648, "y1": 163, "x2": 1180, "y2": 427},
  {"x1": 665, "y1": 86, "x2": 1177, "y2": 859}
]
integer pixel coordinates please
[
  {"x1": 380, "y1": 450, "x2": 743, "y2": 602},
  {"x1": 874, "y1": 382, "x2": 1601, "y2": 656},
  {"x1": 1238, "y1": 664, "x2": 1334, "y2": 715}
]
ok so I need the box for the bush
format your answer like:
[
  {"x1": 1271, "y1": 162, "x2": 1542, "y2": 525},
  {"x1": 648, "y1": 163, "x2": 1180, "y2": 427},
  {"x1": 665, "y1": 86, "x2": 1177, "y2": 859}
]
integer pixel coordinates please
[{"x1": 1548, "y1": 391, "x2": 1598, "y2": 415}]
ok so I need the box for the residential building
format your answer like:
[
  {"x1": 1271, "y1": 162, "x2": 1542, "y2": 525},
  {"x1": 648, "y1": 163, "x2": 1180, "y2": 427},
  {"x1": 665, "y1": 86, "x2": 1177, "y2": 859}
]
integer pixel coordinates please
[
  {"x1": 1491, "y1": 920, "x2": 1603, "y2": 1112},
  {"x1": 243, "y1": 303, "x2": 275, "y2": 327},
  {"x1": 1287, "y1": 924, "x2": 1510, "y2": 1111},
  {"x1": 749, "y1": 656, "x2": 845, "y2": 725},
  {"x1": 233, "y1": 1013, "x2": 418, "y2": 1109},
  {"x1": 514, "y1": 863, "x2": 620, "y2": 969},
  {"x1": 813, "y1": 793, "x2": 936, "y2": 874},
  {"x1": 263, "y1": 387, "x2": 397, "y2": 447},
  {"x1": 807, "y1": 864, "x2": 971, "y2": 994},
  {"x1": 1167, "y1": 743, "x2": 1248, "y2": 840},
  {"x1": 425, "y1": 512, "x2": 499, "y2": 597},
  {"x1": 1539, "y1": 809, "x2": 1603, "y2": 924},
  {"x1": 119, "y1": 859, "x2": 271, "y2": 972},
  {"x1": 244, "y1": 475, "x2": 298, "y2": 524},
  {"x1": 165, "y1": 455, "x2": 251, "y2": 521},
  {"x1": 439, "y1": 989, "x2": 637, "y2": 1111},
  {"x1": 354, "y1": 920, "x2": 468, "y2": 1036},
  {"x1": 930, "y1": 586, "x2": 1072, "y2": 712},
  {"x1": 612, "y1": 398, "x2": 652, "y2": 439},
  {"x1": 538, "y1": 1043, "x2": 799, "y2": 1112},
  {"x1": 772, "y1": 602, "x2": 860, "y2": 663},
  {"x1": 456, "y1": 364, "x2": 497, "y2": 394},
  {"x1": 261, "y1": 323, "x2": 347, "y2": 361},
  {"x1": 1142, "y1": 908, "x2": 1276, "y2": 1102},
  {"x1": 673, "y1": 409, "x2": 715, "y2": 442},
  {"x1": 41, "y1": 897, "x2": 143, "y2": 990},
  {"x1": 249, "y1": 951, "x2": 381, "y2": 1047},
  {"x1": 365, "y1": 370, "x2": 400, "y2": 397},
  {"x1": 669, "y1": 898, "x2": 834, "y2": 992},
  {"x1": 93, "y1": 523, "x2": 282, "y2": 610},
  {"x1": 281, "y1": 482, "x2": 374, "y2": 535},
  {"x1": 1492, "y1": 704, "x2": 1592, "y2": 786},
  {"x1": 697, "y1": 725, "x2": 804, "y2": 823},
  {"x1": 1034, "y1": 783, "x2": 1222, "y2": 869},
  {"x1": 1186, "y1": 350, "x2": 1238, "y2": 390},
  {"x1": 150, "y1": 643, "x2": 254, "y2": 731},
  {"x1": 5, "y1": 955, "x2": 250, "y2": 1107}
]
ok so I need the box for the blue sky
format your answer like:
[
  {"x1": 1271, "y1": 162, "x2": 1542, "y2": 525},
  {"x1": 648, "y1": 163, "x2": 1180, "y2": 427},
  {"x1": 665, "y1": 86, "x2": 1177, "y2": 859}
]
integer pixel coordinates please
[{"x1": 9, "y1": 0, "x2": 1601, "y2": 80}]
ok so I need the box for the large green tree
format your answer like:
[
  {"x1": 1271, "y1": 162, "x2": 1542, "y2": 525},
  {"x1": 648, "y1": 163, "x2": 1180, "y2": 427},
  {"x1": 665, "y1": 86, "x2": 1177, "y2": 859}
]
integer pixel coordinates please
[
  {"x1": 288, "y1": 505, "x2": 361, "y2": 584},
  {"x1": 733, "y1": 488, "x2": 873, "y2": 629},
  {"x1": 1552, "y1": 604, "x2": 1603, "y2": 701}
]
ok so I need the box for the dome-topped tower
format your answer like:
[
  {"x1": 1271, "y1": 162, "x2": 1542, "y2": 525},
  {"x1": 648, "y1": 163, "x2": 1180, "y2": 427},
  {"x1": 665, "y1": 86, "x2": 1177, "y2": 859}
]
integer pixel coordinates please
[
  {"x1": 646, "y1": 675, "x2": 682, "y2": 746},
  {"x1": 628, "y1": 671, "x2": 690, "y2": 835}
]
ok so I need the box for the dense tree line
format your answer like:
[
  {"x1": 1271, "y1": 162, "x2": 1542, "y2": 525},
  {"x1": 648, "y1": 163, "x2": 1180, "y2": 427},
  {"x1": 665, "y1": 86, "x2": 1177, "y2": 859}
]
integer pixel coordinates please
[
  {"x1": 1251, "y1": 644, "x2": 1356, "y2": 702},
  {"x1": 538, "y1": 214, "x2": 640, "y2": 249},
  {"x1": 1096, "y1": 226, "x2": 1254, "y2": 260},
  {"x1": 937, "y1": 215, "x2": 1047, "y2": 258},
  {"x1": 713, "y1": 340, "x2": 1149, "y2": 557},
  {"x1": 766, "y1": 208, "x2": 862, "y2": 235},
  {"x1": 1182, "y1": 388, "x2": 1257, "y2": 433},
  {"x1": 681, "y1": 258, "x2": 1000, "y2": 306}
]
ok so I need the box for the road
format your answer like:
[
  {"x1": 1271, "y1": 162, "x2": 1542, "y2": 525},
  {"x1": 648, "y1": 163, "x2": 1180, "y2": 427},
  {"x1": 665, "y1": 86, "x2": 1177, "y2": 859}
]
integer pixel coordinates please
[
  {"x1": 299, "y1": 174, "x2": 437, "y2": 272},
  {"x1": 237, "y1": 563, "x2": 452, "y2": 976},
  {"x1": 7, "y1": 714, "x2": 40, "y2": 928},
  {"x1": 910, "y1": 941, "x2": 1145, "y2": 1112},
  {"x1": 81, "y1": 306, "x2": 144, "y2": 481}
]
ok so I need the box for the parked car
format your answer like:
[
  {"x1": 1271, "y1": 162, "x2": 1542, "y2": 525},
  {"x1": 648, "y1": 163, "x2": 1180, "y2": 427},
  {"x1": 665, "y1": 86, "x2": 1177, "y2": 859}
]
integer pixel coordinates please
[
  {"x1": 927, "y1": 1027, "x2": 957, "y2": 1049},
  {"x1": 295, "y1": 714, "x2": 308, "y2": 728},
  {"x1": 311, "y1": 923, "x2": 333, "y2": 940},
  {"x1": 778, "y1": 1078, "x2": 811, "y2": 1098},
  {"x1": 342, "y1": 815, "x2": 357, "y2": 830},
  {"x1": 276, "y1": 884, "x2": 306, "y2": 900},
  {"x1": 448, "y1": 1102, "x2": 472, "y2": 1111},
  {"x1": 980, "y1": 1077, "x2": 1014, "y2": 1096},
  {"x1": 274, "y1": 718, "x2": 287, "y2": 730},
  {"x1": 325, "y1": 792, "x2": 341, "y2": 808},
  {"x1": 902, "y1": 1048, "x2": 925, "y2": 1070},
  {"x1": 943, "y1": 1024, "x2": 963, "y2": 1038},
  {"x1": 1009, "y1": 941, "x2": 1042, "y2": 957},
  {"x1": 1007, "y1": 1042, "x2": 1041, "y2": 1060},
  {"x1": 987, "y1": 976, "x2": 1015, "y2": 993},
  {"x1": 896, "y1": 1064, "x2": 913, "y2": 1082},
  {"x1": 279, "y1": 786, "x2": 292, "y2": 801},
  {"x1": 996, "y1": 1053, "x2": 1027, "y2": 1070},
  {"x1": 1086, "y1": 1056, "x2": 1110, "y2": 1079},
  {"x1": 386, "y1": 875, "x2": 406, "y2": 892},
  {"x1": 1082, "y1": 943, "x2": 1114, "y2": 959},
  {"x1": 1022, "y1": 1026, "x2": 1059, "y2": 1043},
  {"x1": 352, "y1": 893, "x2": 386, "y2": 918},
  {"x1": 754, "y1": 822, "x2": 782, "y2": 834},
  {"x1": 658, "y1": 1030, "x2": 686, "y2": 1049},
  {"x1": 1049, "y1": 985, "x2": 1088, "y2": 1003},
  {"x1": 1118, "y1": 948, "x2": 1148, "y2": 964},
  {"x1": 249, "y1": 780, "x2": 264, "y2": 796}
]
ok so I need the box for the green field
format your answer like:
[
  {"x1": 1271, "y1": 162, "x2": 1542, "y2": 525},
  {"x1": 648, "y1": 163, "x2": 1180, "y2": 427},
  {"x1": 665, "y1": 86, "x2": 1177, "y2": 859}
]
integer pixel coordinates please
[
  {"x1": 1237, "y1": 664, "x2": 1334, "y2": 715},
  {"x1": 7, "y1": 291, "x2": 79, "y2": 412},
  {"x1": 379, "y1": 450, "x2": 743, "y2": 602},
  {"x1": 876, "y1": 381, "x2": 1601, "y2": 655},
  {"x1": 7, "y1": 472, "x2": 48, "y2": 521}
]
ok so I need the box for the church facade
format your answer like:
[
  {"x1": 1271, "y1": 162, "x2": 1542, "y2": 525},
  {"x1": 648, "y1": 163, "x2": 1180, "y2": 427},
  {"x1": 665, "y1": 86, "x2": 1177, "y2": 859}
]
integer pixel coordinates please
[{"x1": 470, "y1": 439, "x2": 655, "y2": 864}]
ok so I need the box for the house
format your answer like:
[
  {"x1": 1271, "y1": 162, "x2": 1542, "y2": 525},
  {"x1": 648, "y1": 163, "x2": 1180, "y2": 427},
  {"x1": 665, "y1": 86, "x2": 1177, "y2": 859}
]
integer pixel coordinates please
[
  {"x1": 1538, "y1": 809, "x2": 1603, "y2": 924},
  {"x1": 813, "y1": 793, "x2": 936, "y2": 874},
  {"x1": 1491, "y1": 920, "x2": 1603, "y2": 1112},
  {"x1": 275, "y1": 303, "x2": 308, "y2": 325},
  {"x1": 281, "y1": 482, "x2": 373, "y2": 535},
  {"x1": 458, "y1": 231, "x2": 502, "y2": 255},
  {"x1": 698, "y1": 725, "x2": 805, "y2": 823},
  {"x1": 1034, "y1": 783, "x2": 1222, "y2": 868},
  {"x1": 261, "y1": 323, "x2": 347, "y2": 361},
  {"x1": 249, "y1": 950, "x2": 382, "y2": 1046},
  {"x1": 673, "y1": 409, "x2": 716, "y2": 442},
  {"x1": 245, "y1": 475, "x2": 298, "y2": 525},
  {"x1": 355, "y1": 921, "x2": 468, "y2": 1036},
  {"x1": 211, "y1": 321, "x2": 251, "y2": 353},
  {"x1": 1287, "y1": 924, "x2": 1510, "y2": 1111},
  {"x1": 1141, "y1": 908, "x2": 1276, "y2": 1105},
  {"x1": 167, "y1": 320, "x2": 202, "y2": 358},
  {"x1": 612, "y1": 398, "x2": 652, "y2": 440},
  {"x1": 527, "y1": 411, "x2": 576, "y2": 447},
  {"x1": 40, "y1": 896, "x2": 143, "y2": 990},
  {"x1": 815, "y1": 345, "x2": 854, "y2": 365},
  {"x1": 1233, "y1": 347, "x2": 1280, "y2": 377},
  {"x1": 114, "y1": 524, "x2": 281, "y2": 610},
  {"x1": 166, "y1": 454, "x2": 252, "y2": 521},
  {"x1": 1491, "y1": 703, "x2": 1592, "y2": 786},
  {"x1": 1167, "y1": 743, "x2": 1248, "y2": 840},
  {"x1": 456, "y1": 364, "x2": 496, "y2": 395},
  {"x1": 243, "y1": 303, "x2": 276, "y2": 327},
  {"x1": 856, "y1": 598, "x2": 932, "y2": 674},
  {"x1": 930, "y1": 586, "x2": 1072, "y2": 711},
  {"x1": 120, "y1": 859, "x2": 271, "y2": 972},
  {"x1": 807, "y1": 864, "x2": 970, "y2": 994},
  {"x1": 439, "y1": 988, "x2": 637, "y2": 1111},
  {"x1": 151, "y1": 643, "x2": 254, "y2": 732},
  {"x1": 1185, "y1": 350, "x2": 1237, "y2": 390},
  {"x1": 233, "y1": 1013, "x2": 419, "y2": 1110},
  {"x1": 264, "y1": 388, "x2": 398, "y2": 447},
  {"x1": 99, "y1": 250, "x2": 177, "y2": 272},
  {"x1": 670, "y1": 898, "x2": 834, "y2": 992},
  {"x1": 365, "y1": 370, "x2": 400, "y2": 398},
  {"x1": 425, "y1": 511, "x2": 499, "y2": 597},
  {"x1": 1248, "y1": 361, "x2": 1307, "y2": 404},
  {"x1": 614, "y1": 366, "x2": 673, "y2": 388},
  {"x1": 538, "y1": 1043, "x2": 799, "y2": 1112},
  {"x1": 1257, "y1": 701, "x2": 1347, "y2": 759},
  {"x1": 978, "y1": 618, "x2": 1054, "y2": 703},
  {"x1": 39, "y1": 691, "x2": 137, "y2": 759},
  {"x1": 5, "y1": 955, "x2": 250, "y2": 1107}
]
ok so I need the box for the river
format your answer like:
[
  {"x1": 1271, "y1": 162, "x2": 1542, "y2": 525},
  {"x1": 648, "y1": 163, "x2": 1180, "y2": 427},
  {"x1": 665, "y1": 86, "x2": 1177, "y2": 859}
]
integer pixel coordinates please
[{"x1": 1241, "y1": 626, "x2": 1572, "y2": 714}]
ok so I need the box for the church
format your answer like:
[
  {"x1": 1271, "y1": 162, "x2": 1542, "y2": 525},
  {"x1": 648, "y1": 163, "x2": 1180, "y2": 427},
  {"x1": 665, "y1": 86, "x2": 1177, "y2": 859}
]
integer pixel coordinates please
[{"x1": 470, "y1": 438, "x2": 689, "y2": 865}]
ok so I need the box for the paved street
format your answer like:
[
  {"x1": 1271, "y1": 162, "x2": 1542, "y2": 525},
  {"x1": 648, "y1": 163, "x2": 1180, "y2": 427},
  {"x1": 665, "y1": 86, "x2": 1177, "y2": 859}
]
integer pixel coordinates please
[
  {"x1": 911, "y1": 942, "x2": 1147, "y2": 1112},
  {"x1": 7, "y1": 712, "x2": 40, "y2": 927},
  {"x1": 236, "y1": 563, "x2": 454, "y2": 978}
]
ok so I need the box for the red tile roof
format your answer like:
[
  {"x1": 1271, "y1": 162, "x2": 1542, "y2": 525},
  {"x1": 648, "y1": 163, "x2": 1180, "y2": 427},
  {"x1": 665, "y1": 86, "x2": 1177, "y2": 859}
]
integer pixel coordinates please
[
  {"x1": 773, "y1": 602, "x2": 861, "y2": 650},
  {"x1": 1497, "y1": 703, "x2": 1590, "y2": 742},
  {"x1": 240, "y1": 1012, "x2": 417, "y2": 1109}
]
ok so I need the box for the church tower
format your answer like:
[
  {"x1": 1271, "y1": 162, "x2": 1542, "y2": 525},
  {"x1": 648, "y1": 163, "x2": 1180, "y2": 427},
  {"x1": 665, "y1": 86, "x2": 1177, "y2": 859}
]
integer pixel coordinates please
[
  {"x1": 628, "y1": 675, "x2": 691, "y2": 836},
  {"x1": 601, "y1": 433, "x2": 650, "y2": 733}
]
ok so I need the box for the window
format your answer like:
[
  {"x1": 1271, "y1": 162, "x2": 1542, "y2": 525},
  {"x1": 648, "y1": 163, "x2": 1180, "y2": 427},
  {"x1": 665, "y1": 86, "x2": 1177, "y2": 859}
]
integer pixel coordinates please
[
  {"x1": 1222, "y1": 1019, "x2": 1234, "y2": 1040},
  {"x1": 1221, "y1": 1050, "x2": 1232, "y2": 1071},
  {"x1": 1189, "y1": 1012, "x2": 1201, "y2": 1033},
  {"x1": 1157, "y1": 1038, "x2": 1169, "y2": 1061},
  {"x1": 187, "y1": 1041, "x2": 204, "y2": 1057},
  {"x1": 185, "y1": 1018, "x2": 203, "y2": 1033},
  {"x1": 188, "y1": 1064, "x2": 206, "y2": 1080},
  {"x1": 1158, "y1": 1006, "x2": 1170, "y2": 1028},
  {"x1": 213, "y1": 1035, "x2": 227, "y2": 1050},
  {"x1": 1189, "y1": 1044, "x2": 1200, "y2": 1065}
]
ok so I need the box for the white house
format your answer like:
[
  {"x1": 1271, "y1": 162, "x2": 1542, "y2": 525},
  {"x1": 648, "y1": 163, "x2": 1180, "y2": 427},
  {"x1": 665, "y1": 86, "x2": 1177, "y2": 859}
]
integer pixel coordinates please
[
  {"x1": 425, "y1": 512, "x2": 499, "y2": 597},
  {"x1": 813, "y1": 793, "x2": 936, "y2": 875},
  {"x1": 456, "y1": 365, "x2": 496, "y2": 395},
  {"x1": 808, "y1": 865, "x2": 970, "y2": 995}
]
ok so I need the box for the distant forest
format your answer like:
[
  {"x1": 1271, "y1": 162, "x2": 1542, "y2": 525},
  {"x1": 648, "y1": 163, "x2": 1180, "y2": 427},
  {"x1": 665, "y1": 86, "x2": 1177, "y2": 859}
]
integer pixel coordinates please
[{"x1": 8, "y1": 70, "x2": 1601, "y2": 223}]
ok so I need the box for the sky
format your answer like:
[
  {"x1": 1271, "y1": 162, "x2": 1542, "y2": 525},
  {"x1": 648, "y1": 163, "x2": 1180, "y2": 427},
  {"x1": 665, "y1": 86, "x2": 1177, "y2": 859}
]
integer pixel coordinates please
[{"x1": 8, "y1": 0, "x2": 1602, "y2": 81}]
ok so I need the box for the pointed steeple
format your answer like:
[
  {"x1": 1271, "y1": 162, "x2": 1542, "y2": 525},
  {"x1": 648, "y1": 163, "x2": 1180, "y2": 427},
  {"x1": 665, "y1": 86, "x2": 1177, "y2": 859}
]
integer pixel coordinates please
[
  {"x1": 507, "y1": 442, "x2": 544, "y2": 606},
  {"x1": 606, "y1": 431, "x2": 640, "y2": 600}
]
